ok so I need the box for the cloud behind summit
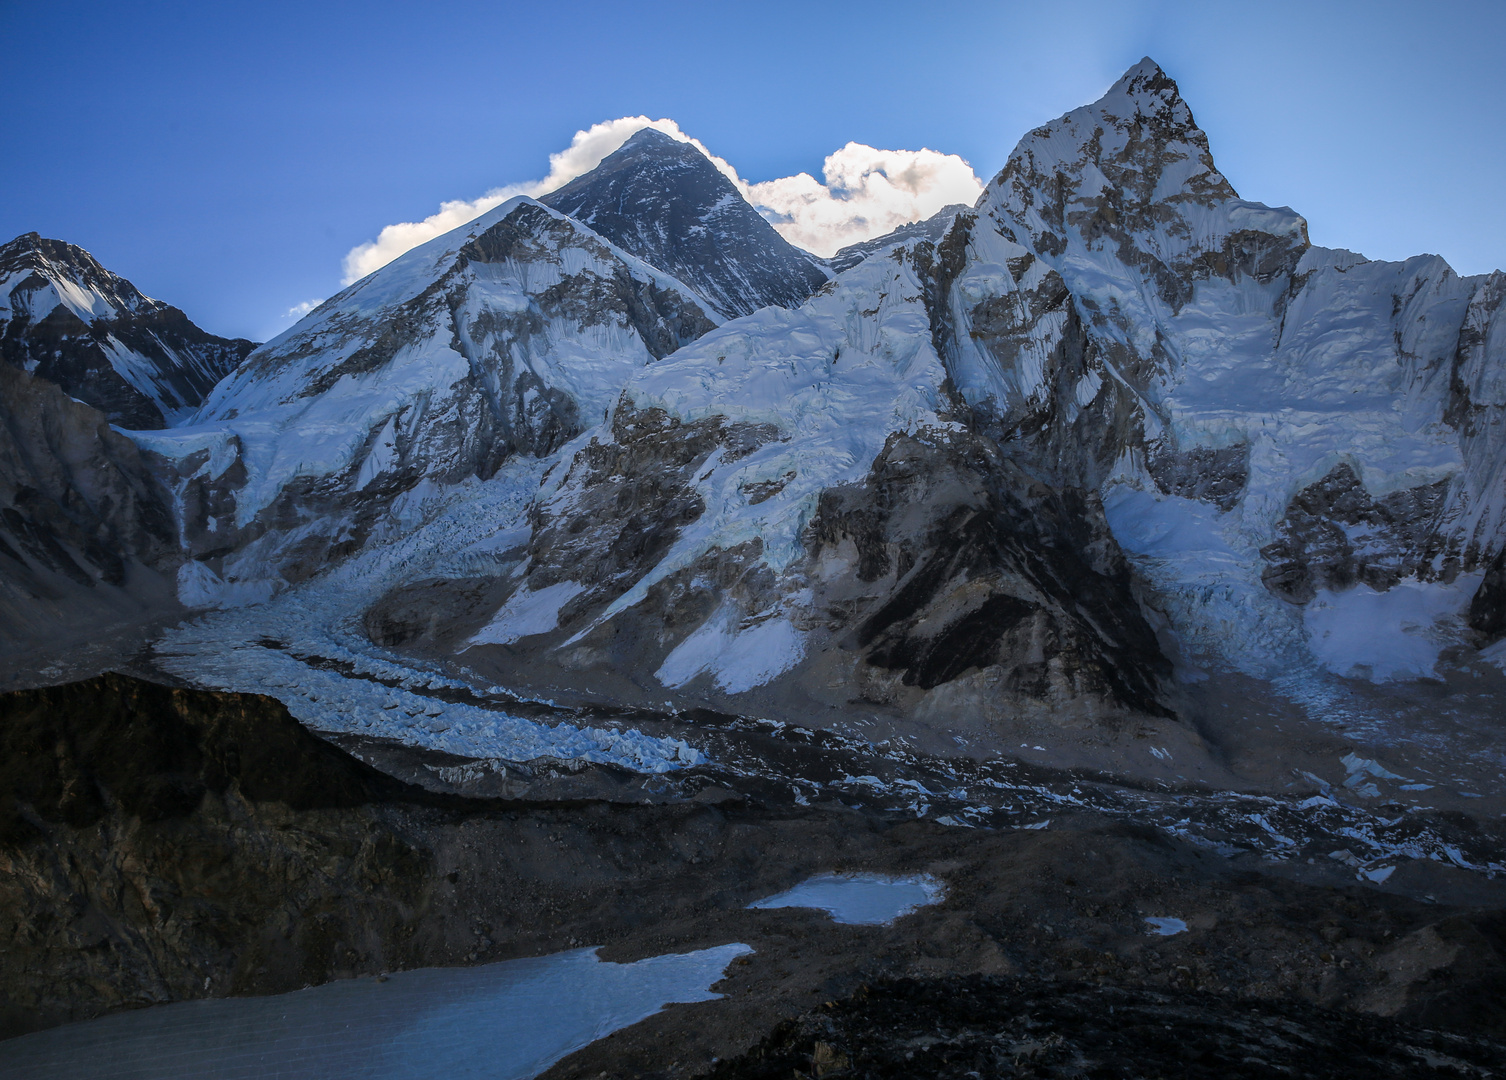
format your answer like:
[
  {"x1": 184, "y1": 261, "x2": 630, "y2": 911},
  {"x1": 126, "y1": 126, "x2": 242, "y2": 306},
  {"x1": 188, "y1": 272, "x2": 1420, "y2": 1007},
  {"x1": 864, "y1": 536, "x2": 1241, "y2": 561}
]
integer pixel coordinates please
[{"x1": 341, "y1": 119, "x2": 982, "y2": 284}]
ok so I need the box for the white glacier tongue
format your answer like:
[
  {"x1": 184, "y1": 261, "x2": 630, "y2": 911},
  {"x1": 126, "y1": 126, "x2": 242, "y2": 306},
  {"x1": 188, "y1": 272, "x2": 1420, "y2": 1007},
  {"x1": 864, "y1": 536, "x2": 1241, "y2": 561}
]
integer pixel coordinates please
[{"x1": 153, "y1": 458, "x2": 703, "y2": 773}]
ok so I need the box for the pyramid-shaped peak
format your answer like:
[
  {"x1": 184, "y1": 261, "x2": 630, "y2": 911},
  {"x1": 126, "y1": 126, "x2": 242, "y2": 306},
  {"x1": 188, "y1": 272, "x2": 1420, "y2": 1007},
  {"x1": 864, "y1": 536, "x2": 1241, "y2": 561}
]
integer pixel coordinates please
[
  {"x1": 540, "y1": 123, "x2": 828, "y2": 318},
  {"x1": 1098, "y1": 57, "x2": 1192, "y2": 125},
  {"x1": 602, "y1": 127, "x2": 713, "y2": 169},
  {"x1": 1114, "y1": 56, "x2": 1173, "y2": 92}
]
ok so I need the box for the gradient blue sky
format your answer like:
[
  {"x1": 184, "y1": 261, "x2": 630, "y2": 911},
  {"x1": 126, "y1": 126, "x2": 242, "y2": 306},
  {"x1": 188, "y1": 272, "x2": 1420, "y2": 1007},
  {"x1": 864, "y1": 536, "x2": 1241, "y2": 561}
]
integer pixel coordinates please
[{"x1": 3, "y1": 0, "x2": 1502, "y2": 342}]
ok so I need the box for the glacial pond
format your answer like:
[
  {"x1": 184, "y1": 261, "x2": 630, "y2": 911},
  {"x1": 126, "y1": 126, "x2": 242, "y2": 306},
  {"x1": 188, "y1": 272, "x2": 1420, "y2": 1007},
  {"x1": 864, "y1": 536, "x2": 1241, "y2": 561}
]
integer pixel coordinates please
[
  {"x1": 0, "y1": 943, "x2": 751, "y2": 1080},
  {"x1": 747, "y1": 872, "x2": 945, "y2": 925}
]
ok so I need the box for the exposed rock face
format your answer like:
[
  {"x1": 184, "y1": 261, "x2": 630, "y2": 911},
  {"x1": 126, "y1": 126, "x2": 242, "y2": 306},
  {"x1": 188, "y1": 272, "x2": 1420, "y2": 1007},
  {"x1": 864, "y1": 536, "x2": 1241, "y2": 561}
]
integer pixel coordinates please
[
  {"x1": 809, "y1": 431, "x2": 1169, "y2": 717},
  {"x1": 1469, "y1": 546, "x2": 1506, "y2": 642},
  {"x1": 134, "y1": 198, "x2": 717, "y2": 601},
  {"x1": 542, "y1": 129, "x2": 830, "y2": 318},
  {"x1": 1260, "y1": 464, "x2": 1457, "y2": 605},
  {"x1": 1145, "y1": 440, "x2": 1249, "y2": 513},
  {"x1": 0, "y1": 363, "x2": 180, "y2": 650},
  {"x1": 524, "y1": 403, "x2": 779, "y2": 624},
  {"x1": 0, "y1": 673, "x2": 439, "y2": 1035},
  {"x1": 0, "y1": 233, "x2": 256, "y2": 428}
]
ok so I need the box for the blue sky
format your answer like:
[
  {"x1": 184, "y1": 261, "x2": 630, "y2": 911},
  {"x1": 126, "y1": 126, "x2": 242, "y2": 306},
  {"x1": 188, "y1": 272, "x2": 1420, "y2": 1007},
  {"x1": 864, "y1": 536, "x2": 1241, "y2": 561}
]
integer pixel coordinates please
[{"x1": 3, "y1": 0, "x2": 1502, "y2": 342}]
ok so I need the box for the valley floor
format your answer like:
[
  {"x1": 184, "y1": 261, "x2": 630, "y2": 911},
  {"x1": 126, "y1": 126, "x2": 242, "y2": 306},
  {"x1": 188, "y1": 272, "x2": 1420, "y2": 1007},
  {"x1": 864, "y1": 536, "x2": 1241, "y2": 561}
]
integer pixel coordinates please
[{"x1": 2, "y1": 674, "x2": 1506, "y2": 1078}]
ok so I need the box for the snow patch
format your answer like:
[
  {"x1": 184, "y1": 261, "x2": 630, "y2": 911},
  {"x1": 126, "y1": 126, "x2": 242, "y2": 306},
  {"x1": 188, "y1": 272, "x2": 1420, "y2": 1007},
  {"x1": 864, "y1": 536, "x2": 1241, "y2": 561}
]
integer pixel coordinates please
[
  {"x1": 1304, "y1": 575, "x2": 1483, "y2": 682},
  {"x1": 468, "y1": 581, "x2": 586, "y2": 648},
  {"x1": 655, "y1": 607, "x2": 806, "y2": 694}
]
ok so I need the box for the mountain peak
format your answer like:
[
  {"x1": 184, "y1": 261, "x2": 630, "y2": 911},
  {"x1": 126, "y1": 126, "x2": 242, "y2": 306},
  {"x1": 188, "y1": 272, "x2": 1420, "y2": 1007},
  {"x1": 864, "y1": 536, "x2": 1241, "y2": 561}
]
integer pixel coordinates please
[
  {"x1": 542, "y1": 125, "x2": 828, "y2": 318},
  {"x1": 2, "y1": 232, "x2": 116, "y2": 285},
  {"x1": 618, "y1": 127, "x2": 684, "y2": 152},
  {"x1": 981, "y1": 57, "x2": 1240, "y2": 269},
  {"x1": 3, "y1": 231, "x2": 44, "y2": 253},
  {"x1": 0, "y1": 233, "x2": 256, "y2": 428},
  {"x1": 1100, "y1": 55, "x2": 1193, "y2": 127}
]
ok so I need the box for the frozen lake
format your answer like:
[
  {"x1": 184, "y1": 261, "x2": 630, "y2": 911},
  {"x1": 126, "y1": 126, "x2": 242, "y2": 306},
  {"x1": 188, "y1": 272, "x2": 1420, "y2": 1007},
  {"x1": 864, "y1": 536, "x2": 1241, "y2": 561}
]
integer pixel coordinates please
[
  {"x1": 748, "y1": 872, "x2": 945, "y2": 924},
  {"x1": 0, "y1": 943, "x2": 751, "y2": 1080}
]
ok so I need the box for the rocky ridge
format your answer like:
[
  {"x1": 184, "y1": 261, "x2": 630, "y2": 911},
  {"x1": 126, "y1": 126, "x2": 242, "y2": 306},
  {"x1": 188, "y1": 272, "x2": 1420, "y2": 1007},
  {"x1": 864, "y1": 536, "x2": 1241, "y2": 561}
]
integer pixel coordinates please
[{"x1": 824, "y1": 204, "x2": 971, "y2": 274}]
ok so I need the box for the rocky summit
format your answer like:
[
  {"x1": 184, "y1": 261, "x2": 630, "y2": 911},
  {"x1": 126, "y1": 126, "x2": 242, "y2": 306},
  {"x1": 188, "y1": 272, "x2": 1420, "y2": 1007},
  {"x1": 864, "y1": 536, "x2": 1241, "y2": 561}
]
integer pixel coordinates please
[
  {"x1": 2, "y1": 56, "x2": 1506, "y2": 1080},
  {"x1": 541, "y1": 128, "x2": 831, "y2": 319}
]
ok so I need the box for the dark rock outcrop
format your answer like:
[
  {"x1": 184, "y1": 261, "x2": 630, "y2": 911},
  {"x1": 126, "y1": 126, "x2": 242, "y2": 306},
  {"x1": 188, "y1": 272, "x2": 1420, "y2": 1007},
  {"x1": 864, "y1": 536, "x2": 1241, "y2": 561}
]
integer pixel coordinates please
[
  {"x1": 826, "y1": 204, "x2": 971, "y2": 274},
  {"x1": 0, "y1": 673, "x2": 445, "y2": 1036},
  {"x1": 1260, "y1": 463, "x2": 1458, "y2": 604},
  {"x1": 1469, "y1": 546, "x2": 1506, "y2": 641},
  {"x1": 1146, "y1": 440, "x2": 1250, "y2": 513},
  {"x1": 708, "y1": 975, "x2": 1506, "y2": 1079},
  {"x1": 810, "y1": 430, "x2": 1171, "y2": 718}
]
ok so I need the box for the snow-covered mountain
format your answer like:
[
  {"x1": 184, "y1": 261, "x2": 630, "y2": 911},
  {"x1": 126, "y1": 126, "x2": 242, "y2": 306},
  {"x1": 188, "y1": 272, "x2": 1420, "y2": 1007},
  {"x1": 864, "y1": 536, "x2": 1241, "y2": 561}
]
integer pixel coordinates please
[
  {"x1": 540, "y1": 128, "x2": 830, "y2": 319},
  {"x1": 368, "y1": 58, "x2": 1506, "y2": 725},
  {"x1": 0, "y1": 234, "x2": 256, "y2": 428},
  {"x1": 938, "y1": 58, "x2": 1506, "y2": 683},
  {"x1": 134, "y1": 196, "x2": 718, "y2": 602},
  {"x1": 434, "y1": 236, "x2": 1173, "y2": 727},
  {"x1": 15, "y1": 58, "x2": 1500, "y2": 767}
]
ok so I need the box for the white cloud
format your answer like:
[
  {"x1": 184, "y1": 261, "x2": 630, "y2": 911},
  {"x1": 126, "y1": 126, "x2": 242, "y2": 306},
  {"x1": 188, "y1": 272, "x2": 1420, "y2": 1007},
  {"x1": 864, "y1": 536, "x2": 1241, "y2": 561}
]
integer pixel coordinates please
[
  {"x1": 284, "y1": 298, "x2": 324, "y2": 319},
  {"x1": 340, "y1": 119, "x2": 983, "y2": 283},
  {"x1": 745, "y1": 144, "x2": 984, "y2": 257}
]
